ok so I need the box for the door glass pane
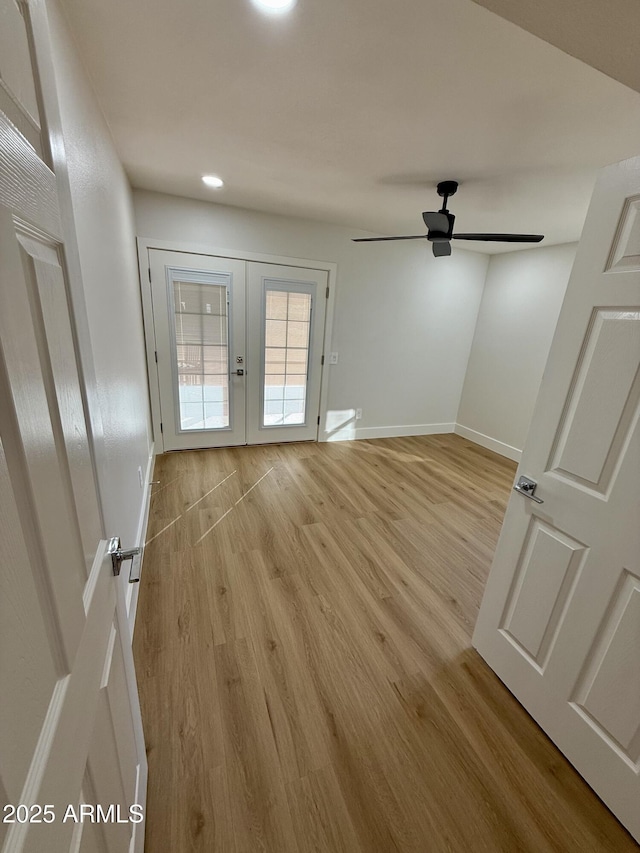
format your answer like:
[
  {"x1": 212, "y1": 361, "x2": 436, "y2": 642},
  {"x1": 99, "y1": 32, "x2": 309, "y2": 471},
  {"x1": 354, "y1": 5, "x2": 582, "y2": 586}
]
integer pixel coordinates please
[
  {"x1": 172, "y1": 279, "x2": 229, "y2": 430},
  {"x1": 263, "y1": 288, "x2": 311, "y2": 426}
]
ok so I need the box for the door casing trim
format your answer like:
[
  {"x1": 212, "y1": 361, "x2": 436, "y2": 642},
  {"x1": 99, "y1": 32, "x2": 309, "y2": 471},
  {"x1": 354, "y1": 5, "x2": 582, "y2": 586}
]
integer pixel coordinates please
[{"x1": 137, "y1": 237, "x2": 338, "y2": 452}]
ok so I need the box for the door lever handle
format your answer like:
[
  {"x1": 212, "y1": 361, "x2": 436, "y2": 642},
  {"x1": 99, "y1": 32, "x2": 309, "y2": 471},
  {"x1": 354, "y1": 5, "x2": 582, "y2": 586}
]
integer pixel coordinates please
[
  {"x1": 107, "y1": 538, "x2": 142, "y2": 582},
  {"x1": 513, "y1": 475, "x2": 544, "y2": 504}
]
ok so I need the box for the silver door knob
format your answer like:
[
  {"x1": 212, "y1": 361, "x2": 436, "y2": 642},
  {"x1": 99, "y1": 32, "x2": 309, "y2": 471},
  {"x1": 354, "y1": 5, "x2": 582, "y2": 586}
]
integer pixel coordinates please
[{"x1": 232, "y1": 369, "x2": 244, "y2": 376}]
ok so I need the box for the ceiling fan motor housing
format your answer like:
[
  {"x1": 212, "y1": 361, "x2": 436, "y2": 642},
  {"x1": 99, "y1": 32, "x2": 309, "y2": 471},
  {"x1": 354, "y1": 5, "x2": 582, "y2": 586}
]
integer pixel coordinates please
[{"x1": 428, "y1": 212, "x2": 455, "y2": 242}]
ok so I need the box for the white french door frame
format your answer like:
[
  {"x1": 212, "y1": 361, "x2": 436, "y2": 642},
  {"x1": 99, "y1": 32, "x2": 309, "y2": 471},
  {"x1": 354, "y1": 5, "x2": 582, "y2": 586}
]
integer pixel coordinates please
[{"x1": 137, "y1": 238, "x2": 338, "y2": 452}]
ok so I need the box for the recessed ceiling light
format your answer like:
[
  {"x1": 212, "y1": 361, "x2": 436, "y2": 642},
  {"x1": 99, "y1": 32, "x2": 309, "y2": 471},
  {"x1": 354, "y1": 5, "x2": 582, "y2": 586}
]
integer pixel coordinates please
[
  {"x1": 202, "y1": 175, "x2": 224, "y2": 188},
  {"x1": 251, "y1": 0, "x2": 297, "y2": 15}
]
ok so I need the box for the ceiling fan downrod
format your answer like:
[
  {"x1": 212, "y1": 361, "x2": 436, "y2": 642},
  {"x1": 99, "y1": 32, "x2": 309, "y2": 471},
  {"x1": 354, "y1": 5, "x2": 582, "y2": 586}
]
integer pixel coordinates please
[{"x1": 436, "y1": 180, "x2": 458, "y2": 212}]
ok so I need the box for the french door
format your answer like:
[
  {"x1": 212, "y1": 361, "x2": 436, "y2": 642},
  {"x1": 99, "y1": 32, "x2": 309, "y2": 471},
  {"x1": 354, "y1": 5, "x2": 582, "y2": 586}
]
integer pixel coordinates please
[{"x1": 148, "y1": 250, "x2": 328, "y2": 451}]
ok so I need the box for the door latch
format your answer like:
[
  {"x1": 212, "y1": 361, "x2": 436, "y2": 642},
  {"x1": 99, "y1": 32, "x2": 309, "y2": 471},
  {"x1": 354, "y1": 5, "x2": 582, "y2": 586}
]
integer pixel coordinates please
[
  {"x1": 513, "y1": 475, "x2": 544, "y2": 504},
  {"x1": 107, "y1": 537, "x2": 142, "y2": 582}
]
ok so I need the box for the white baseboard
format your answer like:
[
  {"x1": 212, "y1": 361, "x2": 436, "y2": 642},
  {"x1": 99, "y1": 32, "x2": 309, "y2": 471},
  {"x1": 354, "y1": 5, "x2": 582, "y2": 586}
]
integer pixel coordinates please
[
  {"x1": 126, "y1": 443, "x2": 155, "y2": 639},
  {"x1": 353, "y1": 422, "x2": 455, "y2": 440},
  {"x1": 454, "y1": 424, "x2": 522, "y2": 462},
  {"x1": 320, "y1": 418, "x2": 521, "y2": 461}
]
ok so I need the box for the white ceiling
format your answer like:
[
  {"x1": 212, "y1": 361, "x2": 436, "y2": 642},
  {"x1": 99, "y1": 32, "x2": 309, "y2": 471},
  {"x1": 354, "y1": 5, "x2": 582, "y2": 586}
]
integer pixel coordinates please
[
  {"x1": 60, "y1": 0, "x2": 640, "y2": 253},
  {"x1": 471, "y1": 0, "x2": 640, "y2": 94}
]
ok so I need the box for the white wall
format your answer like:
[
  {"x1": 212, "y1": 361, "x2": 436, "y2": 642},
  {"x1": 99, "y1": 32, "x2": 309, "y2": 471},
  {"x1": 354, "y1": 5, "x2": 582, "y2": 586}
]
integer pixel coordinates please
[
  {"x1": 134, "y1": 190, "x2": 489, "y2": 440},
  {"x1": 457, "y1": 243, "x2": 577, "y2": 459},
  {"x1": 47, "y1": 0, "x2": 153, "y2": 552}
]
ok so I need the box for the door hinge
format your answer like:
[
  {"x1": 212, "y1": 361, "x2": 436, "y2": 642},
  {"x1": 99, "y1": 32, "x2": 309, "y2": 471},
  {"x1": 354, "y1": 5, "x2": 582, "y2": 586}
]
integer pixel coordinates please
[
  {"x1": 160, "y1": 422, "x2": 163, "y2": 434},
  {"x1": 148, "y1": 268, "x2": 151, "y2": 283},
  {"x1": 317, "y1": 416, "x2": 320, "y2": 425},
  {"x1": 154, "y1": 350, "x2": 158, "y2": 363},
  {"x1": 326, "y1": 286, "x2": 329, "y2": 299},
  {"x1": 321, "y1": 355, "x2": 325, "y2": 365}
]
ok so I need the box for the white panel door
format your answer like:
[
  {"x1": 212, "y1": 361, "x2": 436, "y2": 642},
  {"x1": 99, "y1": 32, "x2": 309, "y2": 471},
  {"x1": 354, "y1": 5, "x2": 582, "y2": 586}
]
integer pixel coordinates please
[
  {"x1": 246, "y1": 263, "x2": 328, "y2": 445},
  {"x1": 0, "y1": 2, "x2": 146, "y2": 851},
  {"x1": 473, "y1": 156, "x2": 640, "y2": 842},
  {"x1": 149, "y1": 249, "x2": 246, "y2": 451}
]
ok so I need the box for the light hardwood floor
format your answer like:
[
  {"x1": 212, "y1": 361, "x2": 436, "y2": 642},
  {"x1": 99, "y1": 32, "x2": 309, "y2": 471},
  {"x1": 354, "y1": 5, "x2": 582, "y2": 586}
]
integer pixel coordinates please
[{"x1": 133, "y1": 435, "x2": 637, "y2": 852}]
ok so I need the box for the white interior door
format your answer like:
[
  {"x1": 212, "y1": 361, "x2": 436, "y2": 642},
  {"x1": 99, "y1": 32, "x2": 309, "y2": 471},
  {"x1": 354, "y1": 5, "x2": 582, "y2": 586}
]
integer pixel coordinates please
[
  {"x1": 149, "y1": 252, "x2": 327, "y2": 449},
  {"x1": 246, "y1": 262, "x2": 328, "y2": 445},
  {"x1": 1, "y1": 2, "x2": 146, "y2": 851},
  {"x1": 149, "y1": 250, "x2": 246, "y2": 451},
  {"x1": 473, "y1": 155, "x2": 640, "y2": 842}
]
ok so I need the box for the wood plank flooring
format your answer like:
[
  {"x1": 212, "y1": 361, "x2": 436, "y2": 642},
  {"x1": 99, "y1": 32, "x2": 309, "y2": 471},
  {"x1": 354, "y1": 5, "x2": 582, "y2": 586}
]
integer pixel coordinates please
[{"x1": 133, "y1": 435, "x2": 637, "y2": 852}]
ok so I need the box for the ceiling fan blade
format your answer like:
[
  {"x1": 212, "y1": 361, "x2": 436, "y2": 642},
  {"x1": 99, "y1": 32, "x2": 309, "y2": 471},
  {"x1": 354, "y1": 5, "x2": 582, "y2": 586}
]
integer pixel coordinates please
[
  {"x1": 422, "y1": 211, "x2": 450, "y2": 232},
  {"x1": 432, "y1": 241, "x2": 451, "y2": 257},
  {"x1": 352, "y1": 235, "x2": 428, "y2": 242},
  {"x1": 453, "y1": 233, "x2": 544, "y2": 243}
]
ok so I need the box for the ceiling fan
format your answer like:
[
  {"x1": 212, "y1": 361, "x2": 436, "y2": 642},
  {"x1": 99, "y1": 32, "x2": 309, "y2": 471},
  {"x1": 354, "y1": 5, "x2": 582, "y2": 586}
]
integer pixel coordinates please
[{"x1": 353, "y1": 180, "x2": 544, "y2": 257}]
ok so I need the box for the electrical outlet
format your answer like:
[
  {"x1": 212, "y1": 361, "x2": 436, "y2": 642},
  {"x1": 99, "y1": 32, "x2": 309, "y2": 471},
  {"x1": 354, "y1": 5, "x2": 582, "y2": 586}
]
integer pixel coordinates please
[
  {"x1": 138, "y1": 466, "x2": 143, "y2": 488},
  {"x1": 329, "y1": 352, "x2": 339, "y2": 364},
  {"x1": 355, "y1": 408, "x2": 362, "y2": 420}
]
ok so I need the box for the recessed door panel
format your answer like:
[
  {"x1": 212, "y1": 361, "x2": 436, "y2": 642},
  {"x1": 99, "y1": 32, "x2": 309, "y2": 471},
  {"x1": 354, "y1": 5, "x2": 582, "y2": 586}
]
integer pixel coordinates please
[
  {"x1": 0, "y1": 439, "x2": 58, "y2": 800},
  {"x1": 572, "y1": 569, "x2": 640, "y2": 761},
  {"x1": 549, "y1": 309, "x2": 640, "y2": 492},
  {"x1": 0, "y1": 0, "x2": 41, "y2": 132},
  {"x1": 606, "y1": 195, "x2": 640, "y2": 272},
  {"x1": 501, "y1": 520, "x2": 585, "y2": 668}
]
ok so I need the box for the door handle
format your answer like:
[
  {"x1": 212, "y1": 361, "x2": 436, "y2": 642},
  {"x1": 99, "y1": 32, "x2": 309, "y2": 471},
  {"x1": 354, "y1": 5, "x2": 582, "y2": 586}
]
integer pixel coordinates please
[
  {"x1": 513, "y1": 475, "x2": 544, "y2": 504},
  {"x1": 107, "y1": 537, "x2": 142, "y2": 582},
  {"x1": 231, "y1": 369, "x2": 244, "y2": 376}
]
